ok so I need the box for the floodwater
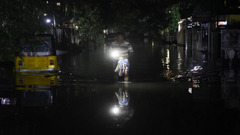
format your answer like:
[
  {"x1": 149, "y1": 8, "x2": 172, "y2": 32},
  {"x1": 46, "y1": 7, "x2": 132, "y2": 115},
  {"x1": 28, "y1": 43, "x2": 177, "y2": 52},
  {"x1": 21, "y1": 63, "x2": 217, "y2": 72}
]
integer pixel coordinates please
[{"x1": 0, "y1": 39, "x2": 240, "y2": 135}]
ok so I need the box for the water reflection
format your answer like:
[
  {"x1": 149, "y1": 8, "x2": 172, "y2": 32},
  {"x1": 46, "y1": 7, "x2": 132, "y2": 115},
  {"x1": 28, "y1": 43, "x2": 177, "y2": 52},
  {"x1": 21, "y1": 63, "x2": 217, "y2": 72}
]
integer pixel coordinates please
[
  {"x1": 17, "y1": 73, "x2": 57, "y2": 108},
  {"x1": 0, "y1": 71, "x2": 58, "y2": 135},
  {"x1": 0, "y1": 73, "x2": 57, "y2": 108},
  {"x1": 114, "y1": 87, "x2": 129, "y2": 107},
  {"x1": 0, "y1": 97, "x2": 16, "y2": 105},
  {"x1": 161, "y1": 44, "x2": 186, "y2": 81},
  {"x1": 110, "y1": 83, "x2": 134, "y2": 127},
  {"x1": 0, "y1": 40, "x2": 240, "y2": 134},
  {"x1": 222, "y1": 69, "x2": 240, "y2": 110},
  {"x1": 16, "y1": 73, "x2": 58, "y2": 86}
]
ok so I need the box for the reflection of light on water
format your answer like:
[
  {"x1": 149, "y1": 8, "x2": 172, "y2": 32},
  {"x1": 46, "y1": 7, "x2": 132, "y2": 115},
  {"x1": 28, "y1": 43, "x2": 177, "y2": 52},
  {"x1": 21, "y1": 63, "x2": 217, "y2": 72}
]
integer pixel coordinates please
[
  {"x1": 166, "y1": 48, "x2": 170, "y2": 70},
  {"x1": 0, "y1": 98, "x2": 16, "y2": 105},
  {"x1": 177, "y1": 47, "x2": 184, "y2": 72},
  {"x1": 111, "y1": 105, "x2": 120, "y2": 115},
  {"x1": 185, "y1": 45, "x2": 188, "y2": 61},
  {"x1": 177, "y1": 59, "x2": 182, "y2": 72},
  {"x1": 162, "y1": 45, "x2": 186, "y2": 79},
  {"x1": 162, "y1": 48, "x2": 173, "y2": 79},
  {"x1": 177, "y1": 48, "x2": 182, "y2": 59},
  {"x1": 222, "y1": 69, "x2": 240, "y2": 110},
  {"x1": 188, "y1": 88, "x2": 192, "y2": 94}
]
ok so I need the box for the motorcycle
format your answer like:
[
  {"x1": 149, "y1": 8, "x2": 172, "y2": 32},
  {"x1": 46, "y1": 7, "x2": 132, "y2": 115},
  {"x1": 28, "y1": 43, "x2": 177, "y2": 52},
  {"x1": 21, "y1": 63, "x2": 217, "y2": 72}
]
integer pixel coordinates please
[{"x1": 110, "y1": 50, "x2": 130, "y2": 80}]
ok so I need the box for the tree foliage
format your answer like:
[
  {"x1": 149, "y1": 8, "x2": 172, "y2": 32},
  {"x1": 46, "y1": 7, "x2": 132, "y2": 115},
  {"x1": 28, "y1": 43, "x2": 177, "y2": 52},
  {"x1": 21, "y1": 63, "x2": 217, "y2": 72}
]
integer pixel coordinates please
[
  {"x1": 96, "y1": 0, "x2": 182, "y2": 36},
  {"x1": 0, "y1": 0, "x2": 186, "y2": 61},
  {"x1": 74, "y1": 3, "x2": 103, "y2": 40},
  {"x1": 0, "y1": 0, "x2": 48, "y2": 61},
  {"x1": 166, "y1": 5, "x2": 181, "y2": 34}
]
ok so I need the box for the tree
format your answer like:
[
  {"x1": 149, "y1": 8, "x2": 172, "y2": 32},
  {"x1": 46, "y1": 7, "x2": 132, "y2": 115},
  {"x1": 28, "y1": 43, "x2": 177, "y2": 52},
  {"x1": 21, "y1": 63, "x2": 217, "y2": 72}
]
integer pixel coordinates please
[
  {"x1": 74, "y1": 3, "x2": 103, "y2": 41},
  {"x1": 96, "y1": 0, "x2": 181, "y2": 37},
  {"x1": 0, "y1": 0, "x2": 48, "y2": 61},
  {"x1": 167, "y1": 4, "x2": 181, "y2": 35}
]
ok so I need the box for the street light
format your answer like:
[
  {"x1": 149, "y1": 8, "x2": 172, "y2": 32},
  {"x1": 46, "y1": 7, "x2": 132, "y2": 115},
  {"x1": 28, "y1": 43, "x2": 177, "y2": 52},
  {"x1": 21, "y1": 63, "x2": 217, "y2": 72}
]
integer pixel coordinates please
[{"x1": 45, "y1": 18, "x2": 51, "y2": 24}]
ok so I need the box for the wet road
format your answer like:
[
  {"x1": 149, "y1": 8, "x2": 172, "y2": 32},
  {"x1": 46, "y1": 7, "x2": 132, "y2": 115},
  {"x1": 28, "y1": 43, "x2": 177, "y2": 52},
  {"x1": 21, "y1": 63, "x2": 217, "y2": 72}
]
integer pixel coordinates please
[{"x1": 0, "y1": 40, "x2": 240, "y2": 135}]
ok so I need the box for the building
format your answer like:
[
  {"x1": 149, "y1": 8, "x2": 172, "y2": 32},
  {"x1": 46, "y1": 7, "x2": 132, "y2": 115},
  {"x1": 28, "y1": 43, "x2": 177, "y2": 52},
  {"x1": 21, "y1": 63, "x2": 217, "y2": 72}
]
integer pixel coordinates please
[{"x1": 177, "y1": 0, "x2": 240, "y2": 70}]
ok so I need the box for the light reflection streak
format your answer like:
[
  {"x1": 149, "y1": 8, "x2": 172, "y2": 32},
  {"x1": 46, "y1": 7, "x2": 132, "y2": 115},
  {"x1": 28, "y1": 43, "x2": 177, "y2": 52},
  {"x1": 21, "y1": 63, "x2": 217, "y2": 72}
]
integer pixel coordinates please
[{"x1": 0, "y1": 98, "x2": 16, "y2": 105}]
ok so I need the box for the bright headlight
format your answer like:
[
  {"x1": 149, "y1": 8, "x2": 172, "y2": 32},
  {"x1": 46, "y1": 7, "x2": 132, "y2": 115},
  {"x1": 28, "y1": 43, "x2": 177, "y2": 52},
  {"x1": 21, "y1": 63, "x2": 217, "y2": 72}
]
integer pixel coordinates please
[{"x1": 110, "y1": 50, "x2": 120, "y2": 58}]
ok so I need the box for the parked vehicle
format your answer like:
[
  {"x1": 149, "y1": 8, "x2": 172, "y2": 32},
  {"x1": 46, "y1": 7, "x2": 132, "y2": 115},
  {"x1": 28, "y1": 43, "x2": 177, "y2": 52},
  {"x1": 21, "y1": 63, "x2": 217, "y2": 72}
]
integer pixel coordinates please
[{"x1": 15, "y1": 34, "x2": 59, "y2": 73}]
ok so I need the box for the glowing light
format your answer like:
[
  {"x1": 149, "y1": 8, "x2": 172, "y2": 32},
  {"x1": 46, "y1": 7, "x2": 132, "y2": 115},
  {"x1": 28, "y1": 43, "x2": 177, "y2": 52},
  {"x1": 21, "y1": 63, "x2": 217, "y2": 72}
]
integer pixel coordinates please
[
  {"x1": 110, "y1": 50, "x2": 120, "y2": 58},
  {"x1": 103, "y1": 29, "x2": 108, "y2": 34},
  {"x1": 188, "y1": 88, "x2": 192, "y2": 94},
  {"x1": 111, "y1": 106, "x2": 120, "y2": 115},
  {"x1": 218, "y1": 21, "x2": 227, "y2": 26},
  {"x1": 46, "y1": 19, "x2": 51, "y2": 24}
]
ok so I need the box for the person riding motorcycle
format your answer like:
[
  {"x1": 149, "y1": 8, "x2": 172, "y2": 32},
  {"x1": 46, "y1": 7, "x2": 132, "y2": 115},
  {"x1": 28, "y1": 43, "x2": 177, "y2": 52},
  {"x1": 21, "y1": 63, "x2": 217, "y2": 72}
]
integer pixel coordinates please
[{"x1": 109, "y1": 32, "x2": 133, "y2": 81}]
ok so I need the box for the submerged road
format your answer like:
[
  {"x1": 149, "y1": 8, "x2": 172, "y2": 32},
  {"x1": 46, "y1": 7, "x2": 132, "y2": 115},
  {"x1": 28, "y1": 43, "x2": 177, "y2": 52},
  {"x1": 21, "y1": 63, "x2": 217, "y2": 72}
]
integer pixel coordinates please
[{"x1": 0, "y1": 39, "x2": 240, "y2": 135}]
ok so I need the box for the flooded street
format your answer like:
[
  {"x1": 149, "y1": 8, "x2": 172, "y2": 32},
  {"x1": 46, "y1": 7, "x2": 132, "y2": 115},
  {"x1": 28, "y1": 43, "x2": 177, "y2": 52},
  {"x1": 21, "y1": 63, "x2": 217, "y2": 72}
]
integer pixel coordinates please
[{"x1": 0, "y1": 39, "x2": 240, "y2": 135}]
